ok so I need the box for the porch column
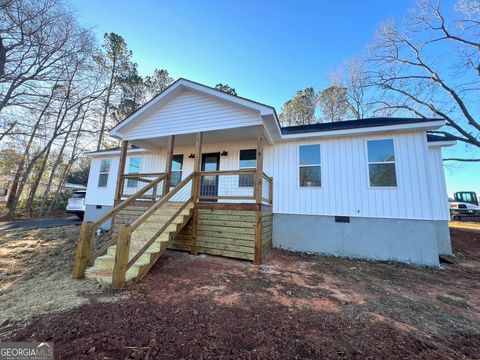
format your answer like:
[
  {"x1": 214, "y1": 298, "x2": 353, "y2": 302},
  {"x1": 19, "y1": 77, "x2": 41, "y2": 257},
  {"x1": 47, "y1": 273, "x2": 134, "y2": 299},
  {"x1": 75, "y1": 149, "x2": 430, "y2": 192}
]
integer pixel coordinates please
[
  {"x1": 162, "y1": 135, "x2": 175, "y2": 195},
  {"x1": 255, "y1": 125, "x2": 264, "y2": 205},
  {"x1": 254, "y1": 125, "x2": 264, "y2": 265},
  {"x1": 192, "y1": 132, "x2": 203, "y2": 201},
  {"x1": 191, "y1": 132, "x2": 203, "y2": 255},
  {"x1": 114, "y1": 140, "x2": 128, "y2": 202}
]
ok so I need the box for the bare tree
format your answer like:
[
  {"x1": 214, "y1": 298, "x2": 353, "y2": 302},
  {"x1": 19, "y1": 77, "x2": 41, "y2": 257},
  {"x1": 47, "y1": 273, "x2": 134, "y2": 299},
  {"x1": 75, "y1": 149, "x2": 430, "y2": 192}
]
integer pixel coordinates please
[
  {"x1": 329, "y1": 57, "x2": 373, "y2": 119},
  {"x1": 368, "y1": 0, "x2": 480, "y2": 161}
]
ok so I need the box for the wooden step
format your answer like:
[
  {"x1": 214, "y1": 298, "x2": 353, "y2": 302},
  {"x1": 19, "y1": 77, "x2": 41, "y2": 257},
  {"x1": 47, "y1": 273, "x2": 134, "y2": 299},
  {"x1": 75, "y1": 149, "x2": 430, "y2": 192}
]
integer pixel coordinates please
[
  {"x1": 85, "y1": 268, "x2": 137, "y2": 286},
  {"x1": 84, "y1": 201, "x2": 193, "y2": 288}
]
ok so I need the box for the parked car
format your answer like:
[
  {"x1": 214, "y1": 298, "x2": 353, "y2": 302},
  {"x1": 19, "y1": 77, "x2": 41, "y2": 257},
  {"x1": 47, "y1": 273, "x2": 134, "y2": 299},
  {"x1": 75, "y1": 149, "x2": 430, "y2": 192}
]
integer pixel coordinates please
[
  {"x1": 449, "y1": 191, "x2": 480, "y2": 220},
  {"x1": 66, "y1": 190, "x2": 86, "y2": 219}
]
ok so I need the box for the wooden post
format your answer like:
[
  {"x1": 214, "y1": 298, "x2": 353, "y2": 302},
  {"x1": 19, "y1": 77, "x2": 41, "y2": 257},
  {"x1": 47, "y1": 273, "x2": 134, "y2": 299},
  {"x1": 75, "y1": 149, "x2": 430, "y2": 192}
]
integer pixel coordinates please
[
  {"x1": 191, "y1": 132, "x2": 203, "y2": 255},
  {"x1": 72, "y1": 222, "x2": 95, "y2": 278},
  {"x1": 162, "y1": 135, "x2": 175, "y2": 195},
  {"x1": 255, "y1": 125, "x2": 264, "y2": 205},
  {"x1": 112, "y1": 224, "x2": 132, "y2": 289},
  {"x1": 269, "y1": 177, "x2": 273, "y2": 206},
  {"x1": 254, "y1": 211, "x2": 262, "y2": 265},
  {"x1": 254, "y1": 125, "x2": 264, "y2": 264},
  {"x1": 115, "y1": 140, "x2": 128, "y2": 201}
]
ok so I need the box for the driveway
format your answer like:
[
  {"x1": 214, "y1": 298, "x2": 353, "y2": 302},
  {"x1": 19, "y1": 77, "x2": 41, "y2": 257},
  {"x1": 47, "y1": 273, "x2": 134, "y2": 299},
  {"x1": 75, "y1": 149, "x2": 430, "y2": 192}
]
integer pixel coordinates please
[{"x1": 0, "y1": 216, "x2": 81, "y2": 231}]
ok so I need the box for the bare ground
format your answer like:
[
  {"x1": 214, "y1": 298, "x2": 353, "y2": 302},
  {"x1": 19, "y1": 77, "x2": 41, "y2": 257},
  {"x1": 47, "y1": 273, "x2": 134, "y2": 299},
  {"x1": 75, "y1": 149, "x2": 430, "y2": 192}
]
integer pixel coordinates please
[{"x1": 1, "y1": 225, "x2": 480, "y2": 359}]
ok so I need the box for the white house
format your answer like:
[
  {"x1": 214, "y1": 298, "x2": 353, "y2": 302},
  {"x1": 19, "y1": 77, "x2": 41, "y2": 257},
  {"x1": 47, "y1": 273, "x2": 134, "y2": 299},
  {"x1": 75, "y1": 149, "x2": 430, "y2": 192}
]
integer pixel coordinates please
[{"x1": 82, "y1": 78, "x2": 455, "y2": 277}]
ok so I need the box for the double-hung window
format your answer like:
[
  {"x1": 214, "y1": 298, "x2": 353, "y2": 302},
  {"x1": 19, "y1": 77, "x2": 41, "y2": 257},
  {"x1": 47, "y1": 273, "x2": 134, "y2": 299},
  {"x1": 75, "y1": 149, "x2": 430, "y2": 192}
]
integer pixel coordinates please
[
  {"x1": 367, "y1": 139, "x2": 397, "y2": 187},
  {"x1": 127, "y1": 157, "x2": 142, "y2": 188},
  {"x1": 98, "y1": 159, "x2": 111, "y2": 187},
  {"x1": 299, "y1": 144, "x2": 321, "y2": 187},
  {"x1": 171, "y1": 155, "x2": 184, "y2": 187},
  {"x1": 239, "y1": 149, "x2": 256, "y2": 187}
]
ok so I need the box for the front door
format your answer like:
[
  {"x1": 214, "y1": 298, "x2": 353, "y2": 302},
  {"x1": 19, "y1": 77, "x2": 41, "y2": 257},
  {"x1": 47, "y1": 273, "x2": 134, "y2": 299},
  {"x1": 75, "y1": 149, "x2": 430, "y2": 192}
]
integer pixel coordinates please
[{"x1": 200, "y1": 153, "x2": 220, "y2": 202}]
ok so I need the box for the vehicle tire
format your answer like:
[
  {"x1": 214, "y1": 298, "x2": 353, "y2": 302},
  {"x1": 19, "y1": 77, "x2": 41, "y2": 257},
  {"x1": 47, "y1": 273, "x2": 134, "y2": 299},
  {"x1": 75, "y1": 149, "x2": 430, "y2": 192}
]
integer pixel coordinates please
[{"x1": 76, "y1": 213, "x2": 84, "y2": 220}]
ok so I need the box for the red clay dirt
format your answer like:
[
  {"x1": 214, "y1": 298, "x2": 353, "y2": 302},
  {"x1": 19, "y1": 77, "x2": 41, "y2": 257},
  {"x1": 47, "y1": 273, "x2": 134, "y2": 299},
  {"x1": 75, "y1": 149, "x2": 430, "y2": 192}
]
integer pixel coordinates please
[{"x1": 5, "y1": 228, "x2": 480, "y2": 359}]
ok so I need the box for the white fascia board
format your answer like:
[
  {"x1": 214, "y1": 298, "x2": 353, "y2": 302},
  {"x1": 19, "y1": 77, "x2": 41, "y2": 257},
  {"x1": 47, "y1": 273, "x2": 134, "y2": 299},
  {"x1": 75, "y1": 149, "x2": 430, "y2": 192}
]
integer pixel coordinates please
[
  {"x1": 280, "y1": 120, "x2": 446, "y2": 141},
  {"x1": 427, "y1": 140, "x2": 457, "y2": 147},
  {"x1": 84, "y1": 148, "x2": 149, "y2": 158}
]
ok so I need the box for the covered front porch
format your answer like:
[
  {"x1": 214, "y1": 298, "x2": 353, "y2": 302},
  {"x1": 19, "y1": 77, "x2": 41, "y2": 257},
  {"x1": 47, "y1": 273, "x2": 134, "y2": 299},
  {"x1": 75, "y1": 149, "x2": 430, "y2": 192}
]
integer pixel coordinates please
[{"x1": 113, "y1": 124, "x2": 273, "y2": 262}]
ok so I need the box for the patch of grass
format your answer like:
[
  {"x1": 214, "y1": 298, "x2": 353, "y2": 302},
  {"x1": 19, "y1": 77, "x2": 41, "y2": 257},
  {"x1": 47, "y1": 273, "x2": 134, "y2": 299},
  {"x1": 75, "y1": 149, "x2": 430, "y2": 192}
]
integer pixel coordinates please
[{"x1": 449, "y1": 221, "x2": 480, "y2": 232}]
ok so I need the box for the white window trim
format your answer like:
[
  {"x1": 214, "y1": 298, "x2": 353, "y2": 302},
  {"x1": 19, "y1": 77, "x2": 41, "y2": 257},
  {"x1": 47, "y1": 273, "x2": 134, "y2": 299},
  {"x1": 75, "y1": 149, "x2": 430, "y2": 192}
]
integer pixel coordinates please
[
  {"x1": 170, "y1": 154, "x2": 184, "y2": 188},
  {"x1": 365, "y1": 138, "x2": 398, "y2": 189},
  {"x1": 238, "y1": 148, "x2": 256, "y2": 188},
  {"x1": 126, "y1": 157, "x2": 143, "y2": 188},
  {"x1": 297, "y1": 144, "x2": 322, "y2": 189},
  {"x1": 98, "y1": 159, "x2": 111, "y2": 188}
]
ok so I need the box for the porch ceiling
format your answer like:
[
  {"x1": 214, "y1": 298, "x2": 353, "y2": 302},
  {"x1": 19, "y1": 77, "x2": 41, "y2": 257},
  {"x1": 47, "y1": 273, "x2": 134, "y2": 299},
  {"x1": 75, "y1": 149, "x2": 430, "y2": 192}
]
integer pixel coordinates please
[{"x1": 130, "y1": 125, "x2": 265, "y2": 152}]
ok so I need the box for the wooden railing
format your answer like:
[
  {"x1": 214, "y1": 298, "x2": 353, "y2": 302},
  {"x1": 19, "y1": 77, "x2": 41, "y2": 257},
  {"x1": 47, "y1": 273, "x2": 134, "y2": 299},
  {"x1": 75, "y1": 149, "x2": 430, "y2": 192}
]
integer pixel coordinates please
[
  {"x1": 119, "y1": 172, "x2": 165, "y2": 200},
  {"x1": 73, "y1": 169, "x2": 273, "y2": 285},
  {"x1": 111, "y1": 173, "x2": 195, "y2": 288},
  {"x1": 72, "y1": 173, "x2": 166, "y2": 279},
  {"x1": 262, "y1": 172, "x2": 273, "y2": 206},
  {"x1": 198, "y1": 169, "x2": 272, "y2": 204}
]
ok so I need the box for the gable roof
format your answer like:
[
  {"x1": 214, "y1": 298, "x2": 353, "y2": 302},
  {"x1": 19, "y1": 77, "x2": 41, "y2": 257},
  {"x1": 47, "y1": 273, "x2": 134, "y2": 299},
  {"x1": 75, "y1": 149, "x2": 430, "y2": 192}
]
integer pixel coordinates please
[{"x1": 109, "y1": 78, "x2": 281, "y2": 138}]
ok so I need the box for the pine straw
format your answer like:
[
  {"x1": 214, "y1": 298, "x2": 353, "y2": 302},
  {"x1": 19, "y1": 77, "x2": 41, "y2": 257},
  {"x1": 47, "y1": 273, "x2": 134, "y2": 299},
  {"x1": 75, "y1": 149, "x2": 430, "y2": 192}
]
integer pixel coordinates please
[{"x1": 0, "y1": 225, "x2": 125, "y2": 333}]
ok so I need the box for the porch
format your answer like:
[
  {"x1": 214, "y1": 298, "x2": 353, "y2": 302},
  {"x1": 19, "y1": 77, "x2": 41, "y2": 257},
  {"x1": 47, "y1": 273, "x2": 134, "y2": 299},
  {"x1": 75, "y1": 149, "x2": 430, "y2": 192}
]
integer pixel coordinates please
[{"x1": 73, "y1": 125, "x2": 273, "y2": 289}]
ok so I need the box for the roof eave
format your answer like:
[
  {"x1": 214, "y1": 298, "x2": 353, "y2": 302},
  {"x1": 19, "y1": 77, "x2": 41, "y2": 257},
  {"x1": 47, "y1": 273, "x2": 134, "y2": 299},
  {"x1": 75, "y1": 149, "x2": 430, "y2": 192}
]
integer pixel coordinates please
[{"x1": 280, "y1": 120, "x2": 445, "y2": 140}]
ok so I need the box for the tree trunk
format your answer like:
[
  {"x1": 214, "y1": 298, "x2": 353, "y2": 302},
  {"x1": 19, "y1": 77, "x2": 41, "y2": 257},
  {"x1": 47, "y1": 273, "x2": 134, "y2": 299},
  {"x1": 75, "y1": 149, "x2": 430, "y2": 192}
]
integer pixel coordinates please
[{"x1": 97, "y1": 55, "x2": 117, "y2": 151}]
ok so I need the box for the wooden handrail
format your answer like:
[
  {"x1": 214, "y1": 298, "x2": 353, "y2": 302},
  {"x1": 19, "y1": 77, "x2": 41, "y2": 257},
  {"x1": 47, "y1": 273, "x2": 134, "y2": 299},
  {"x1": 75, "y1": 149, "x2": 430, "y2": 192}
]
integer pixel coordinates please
[
  {"x1": 200, "y1": 169, "x2": 256, "y2": 176},
  {"x1": 123, "y1": 172, "x2": 164, "y2": 178},
  {"x1": 126, "y1": 197, "x2": 193, "y2": 270},
  {"x1": 130, "y1": 172, "x2": 195, "y2": 231},
  {"x1": 92, "y1": 173, "x2": 166, "y2": 228}
]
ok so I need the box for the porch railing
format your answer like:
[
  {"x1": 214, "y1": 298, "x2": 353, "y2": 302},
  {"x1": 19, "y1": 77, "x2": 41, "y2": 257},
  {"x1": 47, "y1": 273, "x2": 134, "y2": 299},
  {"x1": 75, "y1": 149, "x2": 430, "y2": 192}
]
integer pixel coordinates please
[
  {"x1": 198, "y1": 169, "x2": 272, "y2": 205},
  {"x1": 72, "y1": 173, "x2": 166, "y2": 279},
  {"x1": 119, "y1": 172, "x2": 165, "y2": 200}
]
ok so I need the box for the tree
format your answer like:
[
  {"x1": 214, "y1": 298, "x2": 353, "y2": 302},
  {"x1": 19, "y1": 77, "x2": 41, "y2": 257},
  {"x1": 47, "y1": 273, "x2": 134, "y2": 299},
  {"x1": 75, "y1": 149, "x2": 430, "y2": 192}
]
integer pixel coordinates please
[
  {"x1": 329, "y1": 57, "x2": 372, "y2": 119},
  {"x1": 95, "y1": 33, "x2": 134, "y2": 150},
  {"x1": 145, "y1": 69, "x2": 174, "y2": 97},
  {"x1": 279, "y1": 87, "x2": 318, "y2": 126},
  {"x1": 317, "y1": 86, "x2": 349, "y2": 122},
  {"x1": 111, "y1": 64, "x2": 146, "y2": 122},
  {"x1": 215, "y1": 83, "x2": 237, "y2": 96},
  {"x1": 368, "y1": 0, "x2": 480, "y2": 161}
]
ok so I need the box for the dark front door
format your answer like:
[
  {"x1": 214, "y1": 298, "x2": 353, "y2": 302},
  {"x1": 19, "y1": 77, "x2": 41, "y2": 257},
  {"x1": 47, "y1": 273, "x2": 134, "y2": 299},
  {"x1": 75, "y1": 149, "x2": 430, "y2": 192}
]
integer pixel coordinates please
[{"x1": 200, "y1": 153, "x2": 220, "y2": 202}]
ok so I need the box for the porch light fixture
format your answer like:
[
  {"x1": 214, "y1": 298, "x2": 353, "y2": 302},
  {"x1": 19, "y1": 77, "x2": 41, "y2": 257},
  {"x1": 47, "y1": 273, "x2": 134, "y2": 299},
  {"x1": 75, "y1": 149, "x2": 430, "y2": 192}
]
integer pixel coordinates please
[
  {"x1": 188, "y1": 153, "x2": 195, "y2": 159},
  {"x1": 220, "y1": 150, "x2": 228, "y2": 157}
]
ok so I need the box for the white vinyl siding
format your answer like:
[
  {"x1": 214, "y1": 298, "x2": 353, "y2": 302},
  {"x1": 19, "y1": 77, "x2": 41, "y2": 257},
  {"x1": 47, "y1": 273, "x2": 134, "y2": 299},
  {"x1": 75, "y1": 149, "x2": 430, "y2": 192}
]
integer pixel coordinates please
[
  {"x1": 264, "y1": 131, "x2": 446, "y2": 220},
  {"x1": 119, "y1": 89, "x2": 263, "y2": 140},
  {"x1": 86, "y1": 132, "x2": 448, "y2": 220}
]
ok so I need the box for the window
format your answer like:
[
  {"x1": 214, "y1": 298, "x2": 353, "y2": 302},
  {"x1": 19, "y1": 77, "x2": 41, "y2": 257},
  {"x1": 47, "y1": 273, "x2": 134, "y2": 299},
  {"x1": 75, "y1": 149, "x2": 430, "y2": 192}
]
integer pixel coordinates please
[
  {"x1": 98, "y1": 159, "x2": 110, "y2": 187},
  {"x1": 299, "y1": 144, "x2": 321, "y2": 187},
  {"x1": 239, "y1": 149, "x2": 256, "y2": 187},
  {"x1": 367, "y1": 139, "x2": 397, "y2": 187},
  {"x1": 171, "y1": 154, "x2": 184, "y2": 187},
  {"x1": 126, "y1": 157, "x2": 142, "y2": 188}
]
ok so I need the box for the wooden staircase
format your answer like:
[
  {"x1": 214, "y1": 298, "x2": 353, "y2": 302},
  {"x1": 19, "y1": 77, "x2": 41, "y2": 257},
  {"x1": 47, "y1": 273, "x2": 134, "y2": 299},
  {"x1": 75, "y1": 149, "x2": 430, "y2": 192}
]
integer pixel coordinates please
[
  {"x1": 73, "y1": 172, "x2": 196, "y2": 289},
  {"x1": 85, "y1": 202, "x2": 193, "y2": 286}
]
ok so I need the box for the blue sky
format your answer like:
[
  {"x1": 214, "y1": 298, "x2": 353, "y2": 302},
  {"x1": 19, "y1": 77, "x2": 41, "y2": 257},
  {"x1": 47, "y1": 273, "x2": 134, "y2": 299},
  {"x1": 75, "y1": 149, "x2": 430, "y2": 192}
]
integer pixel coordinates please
[{"x1": 72, "y1": 0, "x2": 479, "y2": 196}]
